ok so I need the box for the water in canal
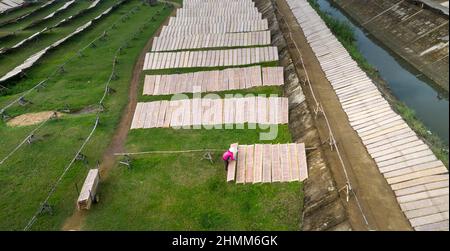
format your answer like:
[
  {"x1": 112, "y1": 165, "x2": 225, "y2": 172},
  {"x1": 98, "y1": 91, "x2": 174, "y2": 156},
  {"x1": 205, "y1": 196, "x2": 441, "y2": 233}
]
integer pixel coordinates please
[{"x1": 315, "y1": 0, "x2": 449, "y2": 146}]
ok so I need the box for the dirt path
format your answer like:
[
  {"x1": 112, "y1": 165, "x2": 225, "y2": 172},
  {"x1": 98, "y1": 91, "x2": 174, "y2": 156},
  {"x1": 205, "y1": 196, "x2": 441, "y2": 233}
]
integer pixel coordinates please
[
  {"x1": 275, "y1": 0, "x2": 412, "y2": 231},
  {"x1": 61, "y1": 6, "x2": 177, "y2": 231}
]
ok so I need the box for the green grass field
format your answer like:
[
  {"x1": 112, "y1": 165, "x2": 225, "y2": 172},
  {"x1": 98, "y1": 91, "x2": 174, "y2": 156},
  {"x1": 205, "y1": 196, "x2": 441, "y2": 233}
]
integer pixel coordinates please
[
  {"x1": 84, "y1": 127, "x2": 302, "y2": 230},
  {"x1": 0, "y1": 0, "x2": 173, "y2": 230},
  {"x1": 0, "y1": 0, "x2": 303, "y2": 231},
  {"x1": 82, "y1": 38, "x2": 303, "y2": 231}
]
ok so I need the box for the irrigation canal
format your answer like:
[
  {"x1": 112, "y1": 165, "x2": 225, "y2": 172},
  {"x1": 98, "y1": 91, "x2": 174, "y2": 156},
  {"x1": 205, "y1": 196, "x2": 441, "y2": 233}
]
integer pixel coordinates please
[{"x1": 315, "y1": 0, "x2": 449, "y2": 146}]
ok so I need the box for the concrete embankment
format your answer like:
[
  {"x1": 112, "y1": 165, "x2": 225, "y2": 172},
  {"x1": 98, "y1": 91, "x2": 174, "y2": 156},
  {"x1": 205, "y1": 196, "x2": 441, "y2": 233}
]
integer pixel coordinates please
[
  {"x1": 284, "y1": 0, "x2": 449, "y2": 231},
  {"x1": 331, "y1": 0, "x2": 449, "y2": 92}
]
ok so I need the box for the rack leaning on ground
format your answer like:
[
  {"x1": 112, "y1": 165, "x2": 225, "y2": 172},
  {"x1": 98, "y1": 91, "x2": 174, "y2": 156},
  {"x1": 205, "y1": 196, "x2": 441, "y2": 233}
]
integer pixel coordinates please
[
  {"x1": 0, "y1": 0, "x2": 132, "y2": 85},
  {"x1": 22, "y1": 4, "x2": 175, "y2": 231},
  {"x1": 0, "y1": 1, "x2": 56, "y2": 26},
  {"x1": 0, "y1": 0, "x2": 101, "y2": 56},
  {"x1": 0, "y1": 3, "x2": 142, "y2": 167},
  {"x1": 272, "y1": 3, "x2": 371, "y2": 229}
]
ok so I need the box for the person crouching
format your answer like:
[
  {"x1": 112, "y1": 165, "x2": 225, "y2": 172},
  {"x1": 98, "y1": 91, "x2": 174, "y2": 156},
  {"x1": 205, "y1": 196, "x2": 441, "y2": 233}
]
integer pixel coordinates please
[{"x1": 222, "y1": 147, "x2": 237, "y2": 171}]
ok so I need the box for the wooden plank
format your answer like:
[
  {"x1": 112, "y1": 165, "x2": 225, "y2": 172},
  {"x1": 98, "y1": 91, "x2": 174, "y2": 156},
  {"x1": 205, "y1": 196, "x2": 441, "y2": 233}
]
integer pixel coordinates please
[
  {"x1": 245, "y1": 145, "x2": 255, "y2": 183},
  {"x1": 282, "y1": 97, "x2": 289, "y2": 124},
  {"x1": 212, "y1": 70, "x2": 220, "y2": 92},
  {"x1": 158, "y1": 75, "x2": 167, "y2": 95},
  {"x1": 156, "y1": 100, "x2": 168, "y2": 128},
  {"x1": 397, "y1": 187, "x2": 449, "y2": 204},
  {"x1": 271, "y1": 144, "x2": 281, "y2": 182},
  {"x1": 387, "y1": 166, "x2": 448, "y2": 185},
  {"x1": 150, "y1": 101, "x2": 161, "y2": 128},
  {"x1": 182, "y1": 99, "x2": 192, "y2": 127},
  {"x1": 213, "y1": 98, "x2": 223, "y2": 126},
  {"x1": 226, "y1": 69, "x2": 239, "y2": 90},
  {"x1": 224, "y1": 98, "x2": 235, "y2": 125},
  {"x1": 253, "y1": 144, "x2": 263, "y2": 184},
  {"x1": 151, "y1": 53, "x2": 159, "y2": 70},
  {"x1": 234, "y1": 98, "x2": 246, "y2": 124},
  {"x1": 262, "y1": 67, "x2": 270, "y2": 86},
  {"x1": 298, "y1": 143, "x2": 308, "y2": 181},
  {"x1": 153, "y1": 75, "x2": 162, "y2": 95},
  {"x1": 131, "y1": 103, "x2": 143, "y2": 129},
  {"x1": 384, "y1": 160, "x2": 443, "y2": 179},
  {"x1": 269, "y1": 96, "x2": 280, "y2": 124},
  {"x1": 238, "y1": 68, "x2": 246, "y2": 90},
  {"x1": 368, "y1": 135, "x2": 422, "y2": 157},
  {"x1": 227, "y1": 143, "x2": 239, "y2": 182},
  {"x1": 191, "y1": 98, "x2": 202, "y2": 127},
  {"x1": 414, "y1": 220, "x2": 449, "y2": 231},
  {"x1": 392, "y1": 174, "x2": 449, "y2": 191},
  {"x1": 400, "y1": 195, "x2": 448, "y2": 212},
  {"x1": 257, "y1": 96, "x2": 268, "y2": 124},
  {"x1": 262, "y1": 144, "x2": 272, "y2": 183},
  {"x1": 138, "y1": 102, "x2": 148, "y2": 128},
  {"x1": 77, "y1": 169, "x2": 100, "y2": 211},
  {"x1": 276, "y1": 67, "x2": 284, "y2": 85},
  {"x1": 405, "y1": 203, "x2": 449, "y2": 219},
  {"x1": 410, "y1": 211, "x2": 449, "y2": 228},
  {"x1": 201, "y1": 98, "x2": 213, "y2": 126},
  {"x1": 221, "y1": 68, "x2": 229, "y2": 91},
  {"x1": 245, "y1": 96, "x2": 257, "y2": 124},
  {"x1": 170, "y1": 100, "x2": 184, "y2": 128},
  {"x1": 395, "y1": 180, "x2": 449, "y2": 197},
  {"x1": 377, "y1": 149, "x2": 434, "y2": 168},
  {"x1": 236, "y1": 145, "x2": 247, "y2": 184},
  {"x1": 143, "y1": 75, "x2": 155, "y2": 95},
  {"x1": 280, "y1": 144, "x2": 291, "y2": 182},
  {"x1": 289, "y1": 143, "x2": 300, "y2": 181},
  {"x1": 163, "y1": 101, "x2": 174, "y2": 128},
  {"x1": 143, "y1": 53, "x2": 150, "y2": 70},
  {"x1": 142, "y1": 102, "x2": 154, "y2": 129}
]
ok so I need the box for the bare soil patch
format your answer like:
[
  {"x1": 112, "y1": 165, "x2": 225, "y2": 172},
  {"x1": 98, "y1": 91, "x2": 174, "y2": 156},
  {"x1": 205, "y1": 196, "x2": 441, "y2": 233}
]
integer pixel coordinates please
[{"x1": 7, "y1": 111, "x2": 61, "y2": 127}]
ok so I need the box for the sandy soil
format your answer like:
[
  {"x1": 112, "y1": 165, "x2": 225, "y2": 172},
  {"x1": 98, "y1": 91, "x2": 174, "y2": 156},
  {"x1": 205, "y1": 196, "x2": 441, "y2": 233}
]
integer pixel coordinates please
[{"x1": 7, "y1": 111, "x2": 61, "y2": 127}]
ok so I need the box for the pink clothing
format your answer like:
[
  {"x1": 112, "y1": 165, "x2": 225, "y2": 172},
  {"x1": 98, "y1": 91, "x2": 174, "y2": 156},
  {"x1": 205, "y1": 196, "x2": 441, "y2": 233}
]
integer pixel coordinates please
[{"x1": 222, "y1": 150, "x2": 235, "y2": 161}]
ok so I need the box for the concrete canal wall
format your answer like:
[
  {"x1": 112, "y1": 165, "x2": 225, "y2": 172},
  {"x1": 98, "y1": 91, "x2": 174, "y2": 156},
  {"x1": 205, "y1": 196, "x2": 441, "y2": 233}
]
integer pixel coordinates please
[{"x1": 331, "y1": 0, "x2": 449, "y2": 92}]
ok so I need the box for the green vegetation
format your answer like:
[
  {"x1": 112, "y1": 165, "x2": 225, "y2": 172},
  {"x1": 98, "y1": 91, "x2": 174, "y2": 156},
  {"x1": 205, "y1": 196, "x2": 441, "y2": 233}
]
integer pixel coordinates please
[
  {"x1": 83, "y1": 3, "x2": 302, "y2": 230},
  {"x1": 308, "y1": 0, "x2": 448, "y2": 168},
  {"x1": 0, "y1": 0, "x2": 63, "y2": 33},
  {"x1": 0, "y1": 2, "x2": 44, "y2": 26},
  {"x1": 0, "y1": 0, "x2": 173, "y2": 230},
  {"x1": 396, "y1": 103, "x2": 448, "y2": 167},
  {"x1": 0, "y1": 0, "x2": 120, "y2": 78},
  {"x1": 1, "y1": 0, "x2": 302, "y2": 231},
  {"x1": 84, "y1": 127, "x2": 302, "y2": 231}
]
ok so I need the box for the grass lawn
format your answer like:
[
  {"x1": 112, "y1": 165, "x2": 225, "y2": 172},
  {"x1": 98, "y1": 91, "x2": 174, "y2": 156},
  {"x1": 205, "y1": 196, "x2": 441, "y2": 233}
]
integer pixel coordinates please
[
  {"x1": 1, "y1": 0, "x2": 303, "y2": 231},
  {"x1": 84, "y1": 127, "x2": 303, "y2": 231},
  {"x1": 83, "y1": 21, "x2": 303, "y2": 230},
  {"x1": 0, "y1": 0, "x2": 173, "y2": 230}
]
